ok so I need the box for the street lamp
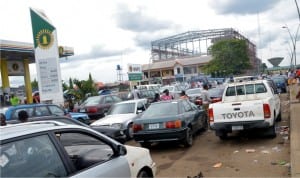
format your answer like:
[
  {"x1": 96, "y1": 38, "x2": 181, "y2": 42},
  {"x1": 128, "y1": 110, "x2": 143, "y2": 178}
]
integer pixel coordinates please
[{"x1": 282, "y1": 24, "x2": 299, "y2": 69}]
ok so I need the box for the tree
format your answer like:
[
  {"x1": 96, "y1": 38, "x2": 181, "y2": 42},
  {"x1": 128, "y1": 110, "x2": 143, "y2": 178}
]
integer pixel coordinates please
[
  {"x1": 69, "y1": 77, "x2": 73, "y2": 90},
  {"x1": 203, "y1": 39, "x2": 251, "y2": 76},
  {"x1": 260, "y1": 63, "x2": 268, "y2": 73},
  {"x1": 31, "y1": 78, "x2": 39, "y2": 90}
]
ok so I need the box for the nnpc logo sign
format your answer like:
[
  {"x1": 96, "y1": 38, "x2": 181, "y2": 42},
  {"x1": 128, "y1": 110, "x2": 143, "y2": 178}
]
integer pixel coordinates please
[{"x1": 36, "y1": 29, "x2": 54, "y2": 49}]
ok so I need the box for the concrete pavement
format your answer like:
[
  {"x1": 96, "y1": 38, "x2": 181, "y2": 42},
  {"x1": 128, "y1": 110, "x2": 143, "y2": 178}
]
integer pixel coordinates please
[{"x1": 289, "y1": 84, "x2": 300, "y2": 177}]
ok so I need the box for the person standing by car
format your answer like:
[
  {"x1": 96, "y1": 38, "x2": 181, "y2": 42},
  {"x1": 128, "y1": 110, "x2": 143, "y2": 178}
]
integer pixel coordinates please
[
  {"x1": 152, "y1": 93, "x2": 161, "y2": 102},
  {"x1": 161, "y1": 89, "x2": 173, "y2": 101},
  {"x1": 131, "y1": 86, "x2": 141, "y2": 99},
  {"x1": 10, "y1": 94, "x2": 20, "y2": 106},
  {"x1": 18, "y1": 110, "x2": 29, "y2": 123},
  {"x1": 0, "y1": 113, "x2": 7, "y2": 126},
  {"x1": 180, "y1": 90, "x2": 189, "y2": 99},
  {"x1": 202, "y1": 84, "x2": 212, "y2": 112}
]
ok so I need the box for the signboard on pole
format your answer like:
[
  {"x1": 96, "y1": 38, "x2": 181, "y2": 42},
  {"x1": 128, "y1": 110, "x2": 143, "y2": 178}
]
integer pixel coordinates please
[
  {"x1": 127, "y1": 64, "x2": 142, "y2": 81},
  {"x1": 30, "y1": 8, "x2": 64, "y2": 105}
]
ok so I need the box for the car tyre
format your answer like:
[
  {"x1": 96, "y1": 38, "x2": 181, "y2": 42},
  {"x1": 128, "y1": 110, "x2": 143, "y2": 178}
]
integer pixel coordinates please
[
  {"x1": 276, "y1": 111, "x2": 282, "y2": 122},
  {"x1": 218, "y1": 131, "x2": 228, "y2": 140},
  {"x1": 137, "y1": 170, "x2": 151, "y2": 178},
  {"x1": 266, "y1": 124, "x2": 276, "y2": 138},
  {"x1": 183, "y1": 127, "x2": 193, "y2": 147}
]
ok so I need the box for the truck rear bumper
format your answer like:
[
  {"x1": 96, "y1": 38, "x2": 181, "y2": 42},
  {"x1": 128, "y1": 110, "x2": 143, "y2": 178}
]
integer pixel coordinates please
[{"x1": 210, "y1": 120, "x2": 271, "y2": 132}]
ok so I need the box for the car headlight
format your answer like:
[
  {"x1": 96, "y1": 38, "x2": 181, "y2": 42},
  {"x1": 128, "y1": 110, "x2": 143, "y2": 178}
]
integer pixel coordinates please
[{"x1": 111, "y1": 123, "x2": 122, "y2": 129}]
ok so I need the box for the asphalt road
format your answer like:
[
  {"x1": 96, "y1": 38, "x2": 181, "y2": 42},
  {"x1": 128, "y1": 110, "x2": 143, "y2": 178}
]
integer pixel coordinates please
[{"x1": 126, "y1": 93, "x2": 291, "y2": 177}]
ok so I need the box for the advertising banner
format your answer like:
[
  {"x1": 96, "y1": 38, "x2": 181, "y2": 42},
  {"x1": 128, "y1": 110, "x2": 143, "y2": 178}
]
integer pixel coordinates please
[
  {"x1": 128, "y1": 64, "x2": 143, "y2": 81},
  {"x1": 30, "y1": 8, "x2": 64, "y2": 105}
]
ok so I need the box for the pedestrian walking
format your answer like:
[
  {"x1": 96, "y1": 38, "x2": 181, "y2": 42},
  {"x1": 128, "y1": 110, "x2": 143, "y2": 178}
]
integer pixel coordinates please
[
  {"x1": 130, "y1": 86, "x2": 141, "y2": 99},
  {"x1": 202, "y1": 84, "x2": 212, "y2": 112}
]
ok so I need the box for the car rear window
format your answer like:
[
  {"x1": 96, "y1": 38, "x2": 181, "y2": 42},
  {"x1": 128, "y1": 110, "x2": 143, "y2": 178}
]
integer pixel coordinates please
[{"x1": 225, "y1": 83, "x2": 267, "y2": 96}]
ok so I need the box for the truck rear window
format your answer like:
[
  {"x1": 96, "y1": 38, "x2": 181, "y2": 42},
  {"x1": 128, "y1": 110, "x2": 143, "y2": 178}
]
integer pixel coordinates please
[{"x1": 225, "y1": 83, "x2": 267, "y2": 96}]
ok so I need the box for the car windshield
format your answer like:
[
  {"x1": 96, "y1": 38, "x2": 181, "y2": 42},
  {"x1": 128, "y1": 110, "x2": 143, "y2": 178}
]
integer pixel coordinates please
[
  {"x1": 81, "y1": 96, "x2": 101, "y2": 106},
  {"x1": 108, "y1": 103, "x2": 135, "y2": 115},
  {"x1": 186, "y1": 88, "x2": 201, "y2": 95},
  {"x1": 141, "y1": 101, "x2": 178, "y2": 117}
]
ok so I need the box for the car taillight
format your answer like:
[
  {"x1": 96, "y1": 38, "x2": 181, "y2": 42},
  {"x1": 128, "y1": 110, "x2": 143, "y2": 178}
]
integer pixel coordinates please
[
  {"x1": 195, "y1": 99, "x2": 203, "y2": 105},
  {"x1": 87, "y1": 107, "x2": 97, "y2": 113},
  {"x1": 165, "y1": 120, "x2": 181, "y2": 129},
  {"x1": 263, "y1": 104, "x2": 271, "y2": 119},
  {"x1": 208, "y1": 108, "x2": 214, "y2": 123},
  {"x1": 133, "y1": 124, "x2": 143, "y2": 133}
]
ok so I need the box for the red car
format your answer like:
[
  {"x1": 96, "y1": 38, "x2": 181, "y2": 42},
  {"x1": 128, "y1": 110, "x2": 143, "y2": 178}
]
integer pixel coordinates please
[{"x1": 73, "y1": 94, "x2": 122, "y2": 120}]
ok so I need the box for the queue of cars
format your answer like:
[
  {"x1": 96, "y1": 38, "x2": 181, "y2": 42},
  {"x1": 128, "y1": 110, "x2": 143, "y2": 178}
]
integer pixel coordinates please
[{"x1": 0, "y1": 75, "x2": 285, "y2": 177}]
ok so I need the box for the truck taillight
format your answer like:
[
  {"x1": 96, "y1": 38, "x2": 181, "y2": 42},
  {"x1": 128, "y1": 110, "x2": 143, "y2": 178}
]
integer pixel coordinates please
[
  {"x1": 263, "y1": 104, "x2": 271, "y2": 119},
  {"x1": 208, "y1": 108, "x2": 214, "y2": 122},
  {"x1": 133, "y1": 124, "x2": 143, "y2": 133},
  {"x1": 165, "y1": 120, "x2": 182, "y2": 129}
]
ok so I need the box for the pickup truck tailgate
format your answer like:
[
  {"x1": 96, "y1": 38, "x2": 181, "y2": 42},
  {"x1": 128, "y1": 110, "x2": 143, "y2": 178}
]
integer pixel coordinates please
[{"x1": 211, "y1": 100, "x2": 265, "y2": 123}]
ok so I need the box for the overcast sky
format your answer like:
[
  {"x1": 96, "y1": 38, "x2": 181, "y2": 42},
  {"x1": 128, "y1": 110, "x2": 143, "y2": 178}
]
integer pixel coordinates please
[{"x1": 1, "y1": 0, "x2": 300, "y2": 87}]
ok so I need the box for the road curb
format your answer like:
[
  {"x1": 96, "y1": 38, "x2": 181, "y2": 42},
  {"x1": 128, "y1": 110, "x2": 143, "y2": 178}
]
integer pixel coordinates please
[{"x1": 289, "y1": 84, "x2": 300, "y2": 178}]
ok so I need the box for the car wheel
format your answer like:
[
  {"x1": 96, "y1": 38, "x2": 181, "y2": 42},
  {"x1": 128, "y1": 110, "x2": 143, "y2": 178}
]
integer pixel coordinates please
[
  {"x1": 137, "y1": 170, "x2": 151, "y2": 178},
  {"x1": 266, "y1": 124, "x2": 276, "y2": 138},
  {"x1": 201, "y1": 117, "x2": 208, "y2": 131},
  {"x1": 183, "y1": 127, "x2": 193, "y2": 147},
  {"x1": 126, "y1": 123, "x2": 134, "y2": 140},
  {"x1": 140, "y1": 142, "x2": 151, "y2": 148},
  {"x1": 217, "y1": 131, "x2": 228, "y2": 140},
  {"x1": 276, "y1": 111, "x2": 282, "y2": 122}
]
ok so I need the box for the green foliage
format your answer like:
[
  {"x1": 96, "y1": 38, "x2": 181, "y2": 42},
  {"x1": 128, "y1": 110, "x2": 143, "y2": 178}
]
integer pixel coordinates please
[
  {"x1": 70, "y1": 73, "x2": 97, "y2": 102},
  {"x1": 260, "y1": 63, "x2": 268, "y2": 73},
  {"x1": 62, "y1": 81, "x2": 68, "y2": 91},
  {"x1": 31, "y1": 78, "x2": 39, "y2": 90},
  {"x1": 203, "y1": 39, "x2": 251, "y2": 76},
  {"x1": 69, "y1": 77, "x2": 73, "y2": 90}
]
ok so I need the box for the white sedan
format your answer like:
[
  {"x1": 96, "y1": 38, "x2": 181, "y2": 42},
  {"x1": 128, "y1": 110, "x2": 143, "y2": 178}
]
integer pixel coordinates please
[{"x1": 91, "y1": 99, "x2": 148, "y2": 140}]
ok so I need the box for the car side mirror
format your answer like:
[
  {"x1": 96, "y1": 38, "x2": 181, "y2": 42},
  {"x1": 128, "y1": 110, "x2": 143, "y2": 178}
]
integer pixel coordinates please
[
  {"x1": 137, "y1": 110, "x2": 143, "y2": 114},
  {"x1": 117, "y1": 145, "x2": 127, "y2": 156}
]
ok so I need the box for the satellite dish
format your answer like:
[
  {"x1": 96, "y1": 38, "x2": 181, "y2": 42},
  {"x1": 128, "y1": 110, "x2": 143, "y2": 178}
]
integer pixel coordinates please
[{"x1": 267, "y1": 57, "x2": 284, "y2": 67}]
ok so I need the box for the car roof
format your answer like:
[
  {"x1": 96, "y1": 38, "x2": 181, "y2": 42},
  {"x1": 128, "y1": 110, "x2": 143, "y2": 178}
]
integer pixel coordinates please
[
  {"x1": 115, "y1": 98, "x2": 147, "y2": 105},
  {"x1": 6, "y1": 103, "x2": 58, "y2": 109},
  {"x1": 226, "y1": 79, "x2": 267, "y2": 87},
  {"x1": 0, "y1": 121, "x2": 85, "y2": 141}
]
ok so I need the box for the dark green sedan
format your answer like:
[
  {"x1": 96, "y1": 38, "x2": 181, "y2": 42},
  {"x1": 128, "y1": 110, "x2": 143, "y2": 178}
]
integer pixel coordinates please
[{"x1": 133, "y1": 99, "x2": 208, "y2": 148}]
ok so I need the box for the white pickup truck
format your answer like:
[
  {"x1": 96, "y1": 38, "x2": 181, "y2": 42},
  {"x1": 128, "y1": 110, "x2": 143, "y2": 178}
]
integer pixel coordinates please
[{"x1": 208, "y1": 79, "x2": 281, "y2": 139}]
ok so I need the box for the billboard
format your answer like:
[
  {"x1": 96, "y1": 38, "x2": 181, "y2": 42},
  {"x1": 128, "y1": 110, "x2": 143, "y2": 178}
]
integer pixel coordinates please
[{"x1": 30, "y1": 8, "x2": 64, "y2": 105}]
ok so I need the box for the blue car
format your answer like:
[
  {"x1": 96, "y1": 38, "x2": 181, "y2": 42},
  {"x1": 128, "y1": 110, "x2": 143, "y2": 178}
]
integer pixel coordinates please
[
  {"x1": 3, "y1": 104, "x2": 91, "y2": 124},
  {"x1": 271, "y1": 76, "x2": 287, "y2": 93}
]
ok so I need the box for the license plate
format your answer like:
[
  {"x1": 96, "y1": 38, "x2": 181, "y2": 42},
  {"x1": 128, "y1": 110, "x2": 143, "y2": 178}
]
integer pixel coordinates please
[
  {"x1": 80, "y1": 109, "x2": 86, "y2": 112},
  {"x1": 148, "y1": 123, "x2": 160, "y2": 129},
  {"x1": 232, "y1": 126, "x2": 243, "y2": 130}
]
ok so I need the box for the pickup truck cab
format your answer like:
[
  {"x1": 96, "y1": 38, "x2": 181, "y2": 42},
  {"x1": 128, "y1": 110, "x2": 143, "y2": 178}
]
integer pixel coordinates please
[{"x1": 209, "y1": 79, "x2": 281, "y2": 139}]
